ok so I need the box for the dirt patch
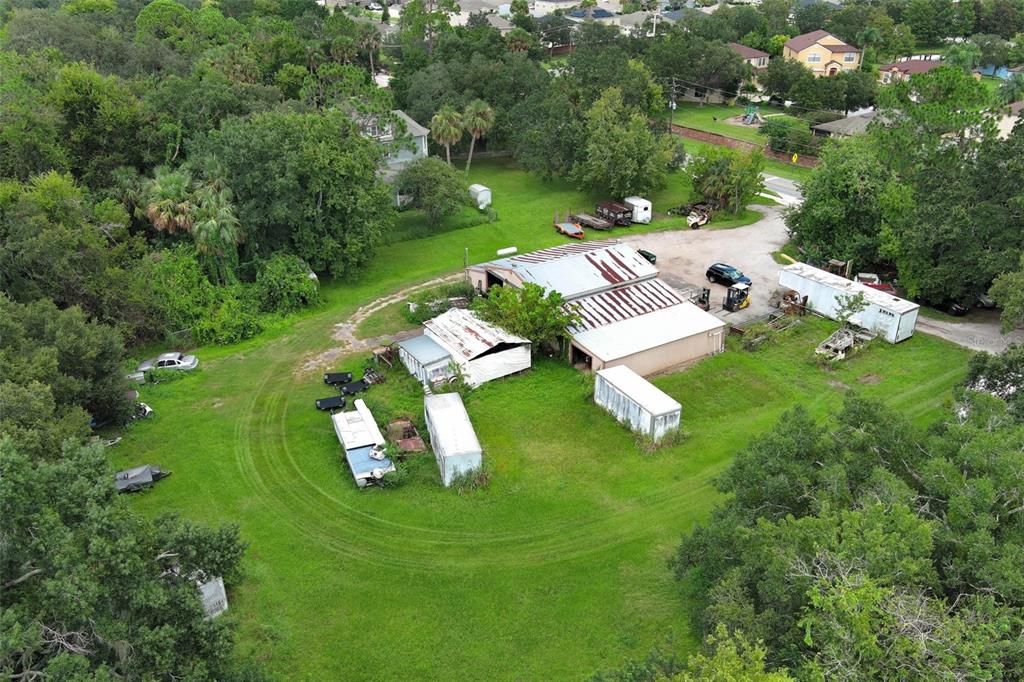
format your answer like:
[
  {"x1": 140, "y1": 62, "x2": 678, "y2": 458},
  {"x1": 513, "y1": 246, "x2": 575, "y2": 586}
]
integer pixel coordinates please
[
  {"x1": 858, "y1": 374, "x2": 882, "y2": 384},
  {"x1": 211, "y1": 399, "x2": 224, "y2": 409},
  {"x1": 828, "y1": 380, "x2": 849, "y2": 391},
  {"x1": 295, "y1": 273, "x2": 463, "y2": 377}
]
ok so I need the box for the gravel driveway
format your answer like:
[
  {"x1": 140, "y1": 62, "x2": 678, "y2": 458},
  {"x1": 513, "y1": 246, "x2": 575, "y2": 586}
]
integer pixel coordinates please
[{"x1": 622, "y1": 203, "x2": 790, "y2": 325}]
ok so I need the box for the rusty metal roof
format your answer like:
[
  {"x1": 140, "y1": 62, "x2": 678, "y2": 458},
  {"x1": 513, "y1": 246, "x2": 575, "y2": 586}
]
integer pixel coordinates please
[
  {"x1": 482, "y1": 242, "x2": 658, "y2": 300},
  {"x1": 423, "y1": 308, "x2": 529, "y2": 362},
  {"x1": 569, "y1": 279, "x2": 684, "y2": 332}
]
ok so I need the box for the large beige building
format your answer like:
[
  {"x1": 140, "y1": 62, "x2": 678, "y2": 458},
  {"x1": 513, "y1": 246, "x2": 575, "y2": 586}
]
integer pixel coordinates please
[
  {"x1": 467, "y1": 241, "x2": 726, "y2": 377},
  {"x1": 783, "y1": 30, "x2": 861, "y2": 77}
]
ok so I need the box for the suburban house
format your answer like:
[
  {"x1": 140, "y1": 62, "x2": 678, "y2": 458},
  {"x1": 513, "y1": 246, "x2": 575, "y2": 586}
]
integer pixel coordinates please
[
  {"x1": 567, "y1": 7, "x2": 617, "y2": 23},
  {"x1": 618, "y1": 11, "x2": 661, "y2": 36},
  {"x1": 485, "y1": 13, "x2": 514, "y2": 34},
  {"x1": 729, "y1": 42, "x2": 769, "y2": 70},
  {"x1": 362, "y1": 109, "x2": 429, "y2": 201},
  {"x1": 811, "y1": 110, "x2": 877, "y2": 138},
  {"x1": 451, "y1": 0, "x2": 508, "y2": 26},
  {"x1": 397, "y1": 308, "x2": 532, "y2": 388},
  {"x1": 878, "y1": 56, "x2": 944, "y2": 84},
  {"x1": 531, "y1": 0, "x2": 578, "y2": 16},
  {"x1": 467, "y1": 241, "x2": 727, "y2": 376},
  {"x1": 783, "y1": 30, "x2": 861, "y2": 76}
]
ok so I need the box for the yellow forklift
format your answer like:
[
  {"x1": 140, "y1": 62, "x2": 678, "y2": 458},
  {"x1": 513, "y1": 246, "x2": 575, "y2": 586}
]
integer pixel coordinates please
[{"x1": 723, "y1": 283, "x2": 750, "y2": 312}]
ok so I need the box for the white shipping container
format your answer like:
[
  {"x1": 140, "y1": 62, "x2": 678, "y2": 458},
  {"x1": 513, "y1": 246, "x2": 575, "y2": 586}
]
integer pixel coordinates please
[
  {"x1": 778, "y1": 263, "x2": 920, "y2": 343},
  {"x1": 594, "y1": 366, "x2": 681, "y2": 442}
]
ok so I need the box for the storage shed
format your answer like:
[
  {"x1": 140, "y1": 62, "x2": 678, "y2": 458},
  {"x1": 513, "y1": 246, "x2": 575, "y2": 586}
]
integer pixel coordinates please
[
  {"x1": 198, "y1": 576, "x2": 228, "y2": 619},
  {"x1": 424, "y1": 393, "x2": 482, "y2": 487},
  {"x1": 469, "y1": 183, "x2": 492, "y2": 209},
  {"x1": 779, "y1": 263, "x2": 919, "y2": 343},
  {"x1": 332, "y1": 399, "x2": 396, "y2": 487},
  {"x1": 417, "y1": 308, "x2": 531, "y2": 388},
  {"x1": 398, "y1": 334, "x2": 452, "y2": 385},
  {"x1": 594, "y1": 365, "x2": 681, "y2": 441}
]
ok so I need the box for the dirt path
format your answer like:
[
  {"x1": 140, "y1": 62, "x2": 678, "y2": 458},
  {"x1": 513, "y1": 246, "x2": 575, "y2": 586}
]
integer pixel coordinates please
[
  {"x1": 297, "y1": 273, "x2": 463, "y2": 374},
  {"x1": 915, "y1": 313, "x2": 1024, "y2": 353}
]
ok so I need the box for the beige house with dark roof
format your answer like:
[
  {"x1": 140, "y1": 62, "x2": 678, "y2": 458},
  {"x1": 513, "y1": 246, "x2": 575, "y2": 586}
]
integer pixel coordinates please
[
  {"x1": 783, "y1": 30, "x2": 860, "y2": 77},
  {"x1": 729, "y1": 42, "x2": 769, "y2": 70}
]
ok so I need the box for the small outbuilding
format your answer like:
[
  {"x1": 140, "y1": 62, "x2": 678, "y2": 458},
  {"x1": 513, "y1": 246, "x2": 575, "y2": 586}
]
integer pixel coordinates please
[
  {"x1": 469, "y1": 183, "x2": 492, "y2": 209},
  {"x1": 779, "y1": 263, "x2": 920, "y2": 343},
  {"x1": 623, "y1": 196, "x2": 652, "y2": 224},
  {"x1": 332, "y1": 399, "x2": 396, "y2": 487},
  {"x1": 424, "y1": 393, "x2": 482, "y2": 487},
  {"x1": 400, "y1": 308, "x2": 531, "y2": 388},
  {"x1": 594, "y1": 365, "x2": 681, "y2": 442},
  {"x1": 198, "y1": 576, "x2": 228, "y2": 619}
]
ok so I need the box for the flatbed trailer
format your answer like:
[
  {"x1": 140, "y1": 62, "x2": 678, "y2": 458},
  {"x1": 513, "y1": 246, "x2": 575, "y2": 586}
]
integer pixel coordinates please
[{"x1": 570, "y1": 212, "x2": 613, "y2": 231}]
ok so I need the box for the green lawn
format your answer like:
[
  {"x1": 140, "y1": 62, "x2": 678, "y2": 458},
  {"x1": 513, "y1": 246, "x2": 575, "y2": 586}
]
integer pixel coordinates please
[
  {"x1": 106, "y1": 158, "x2": 973, "y2": 680},
  {"x1": 672, "y1": 102, "x2": 808, "y2": 145},
  {"x1": 114, "y1": 310, "x2": 968, "y2": 679}
]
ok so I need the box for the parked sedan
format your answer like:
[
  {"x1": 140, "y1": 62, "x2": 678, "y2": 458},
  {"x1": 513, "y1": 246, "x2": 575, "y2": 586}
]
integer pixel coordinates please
[
  {"x1": 706, "y1": 262, "x2": 751, "y2": 286},
  {"x1": 137, "y1": 352, "x2": 199, "y2": 373}
]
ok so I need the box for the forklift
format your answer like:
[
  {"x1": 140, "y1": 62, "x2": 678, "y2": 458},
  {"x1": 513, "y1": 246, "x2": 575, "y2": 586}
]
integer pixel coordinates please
[
  {"x1": 723, "y1": 283, "x2": 750, "y2": 312},
  {"x1": 694, "y1": 287, "x2": 711, "y2": 311}
]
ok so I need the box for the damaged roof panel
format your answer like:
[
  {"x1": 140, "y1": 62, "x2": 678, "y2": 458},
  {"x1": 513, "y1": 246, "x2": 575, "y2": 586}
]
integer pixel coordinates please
[{"x1": 424, "y1": 308, "x2": 529, "y2": 362}]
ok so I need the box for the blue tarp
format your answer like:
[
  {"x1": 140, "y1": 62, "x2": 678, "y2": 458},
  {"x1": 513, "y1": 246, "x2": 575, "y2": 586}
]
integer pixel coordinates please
[{"x1": 345, "y1": 444, "x2": 394, "y2": 478}]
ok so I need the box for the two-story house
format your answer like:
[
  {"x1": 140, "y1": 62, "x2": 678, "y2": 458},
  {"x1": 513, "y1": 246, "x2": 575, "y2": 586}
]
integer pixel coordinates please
[
  {"x1": 728, "y1": 42, "x2": 769, "y2": 70},
  {"x1": 783, "y1": 30, "x2": 861, "y2": 77}
]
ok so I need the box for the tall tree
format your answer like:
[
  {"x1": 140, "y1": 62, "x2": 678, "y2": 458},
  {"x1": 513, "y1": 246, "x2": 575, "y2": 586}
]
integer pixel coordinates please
[
  {"x1": 430, "y1": 104, "x2": 464, "y2": 165},
  {"x1": 462, "y1": 99, "x2": 495, "y2": 173},
  {"x1": 572, "y1": 87, "x2": 675, "y2": 198},
  {"x1": 142, "y1": 166, "x2": 196, "y2": 234},
  {"x1": 192, "y1": 186, "x2": 244, "y2": 284}
]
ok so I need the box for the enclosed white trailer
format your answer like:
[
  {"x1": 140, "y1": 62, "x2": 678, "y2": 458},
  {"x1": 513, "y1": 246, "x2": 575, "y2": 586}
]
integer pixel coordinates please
[
  {"x1": 469, "y1": 184, "x2": 492, "y2": 210},
  {"x1": 424, "y1": 393, "x2": 483, "y2": 487},
  {"x1": 594, "y1": 365, "x2": 681, "y2": 442},
  {"x1": 778, "y1": 263, "x2": 920, "y2": 343},
  {"x1": 623, "y1": 196, "x2": 652, "y2": 224}
]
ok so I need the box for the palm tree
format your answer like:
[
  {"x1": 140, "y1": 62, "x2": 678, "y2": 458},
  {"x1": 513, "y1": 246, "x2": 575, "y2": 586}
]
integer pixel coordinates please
[
  {"x1": 358, "y1": 24, "x2": 381, "y2": 76},
  {"x1": 463, "y1": 99, "x2": 495, "y2": 174},
  {"x1": 142, "y1": 166, "x2": 196, "y2": 234},
  {"x1": 506, "y1": 27, "x2": 533, "y2": 52},
  {"x1": 430, "y1": 105, "x2": 463, "y2": 165},
  {"x1": 192, "y1": 186, "x2": 244, "y2": 284}
]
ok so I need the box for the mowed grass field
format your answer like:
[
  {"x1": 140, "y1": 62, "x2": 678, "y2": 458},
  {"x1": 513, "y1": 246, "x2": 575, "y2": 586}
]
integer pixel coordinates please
[{"x1": 110, "y1": 159, "x2": 965, "y2": 679}]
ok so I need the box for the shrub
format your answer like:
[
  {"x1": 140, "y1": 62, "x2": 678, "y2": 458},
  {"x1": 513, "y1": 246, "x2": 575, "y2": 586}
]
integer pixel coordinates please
[
  {"x1": 254, "y1": 253, "x2": 320, "y2": 314},
  {"x1": 396, "y1": 157, "x2": 468, "y2": 227},
  {"x1": 144, "y1": 368, "x2": 189, "y2": 385},
  {"x1": 450, "y1": 462, "x2": 491, "y2": 494},
  {"x1": 192, "y1": 288, "x2": 264, "y2": 345},
  {"x1": 403, "y1": 281, "x2": 477, "y2": 324}
]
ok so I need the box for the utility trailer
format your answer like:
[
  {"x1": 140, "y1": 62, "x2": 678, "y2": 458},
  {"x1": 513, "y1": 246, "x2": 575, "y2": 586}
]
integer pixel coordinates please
[
  {"x1": 570, "y1": 212, "x2": 613, "y2": 231},
  {"x1": 595, "y1": 201, "x2": 633, "y2": 226}
]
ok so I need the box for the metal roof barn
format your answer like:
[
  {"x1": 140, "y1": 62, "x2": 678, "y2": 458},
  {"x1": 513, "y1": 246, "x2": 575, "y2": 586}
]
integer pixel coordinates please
[
  {"x1": 331, "y1": 399, "x2": 395, "y2": 487},
  {"x1": 420, "y1": 308, "x2": 531, "y2": 388},
  {"x1": 423, "y1": 393, "x2": 483, "y2": 487},
  {"x1": 779, "y1": 263, "x2": 920, "y2": 343},
  {"x1": 595, "y1": 365, "x2": 681, "y2": 442},
  {"x1": 571, "y1": 302, "x2": 726, "y2": 372},
  {"x1": 468, "y1": 241, "x2": 658, "y2": 300},
  {"x1": 570, "y1": 279, "x2": 684, "y2": 332}
]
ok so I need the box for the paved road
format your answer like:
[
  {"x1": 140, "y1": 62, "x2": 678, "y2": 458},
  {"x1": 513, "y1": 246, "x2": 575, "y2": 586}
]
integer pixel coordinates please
[{"x1": 761, "y1": 175, "x2": 803, "y2": 207}]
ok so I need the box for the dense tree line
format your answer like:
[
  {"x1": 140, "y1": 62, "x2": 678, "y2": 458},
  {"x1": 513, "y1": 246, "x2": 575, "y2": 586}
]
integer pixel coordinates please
[
  {"x1": 787, "y1": 66, "x2": 1024, "y2": 313},
  {"x1": 672, "y1": 387, "x2": 1024, "y2": 679}
]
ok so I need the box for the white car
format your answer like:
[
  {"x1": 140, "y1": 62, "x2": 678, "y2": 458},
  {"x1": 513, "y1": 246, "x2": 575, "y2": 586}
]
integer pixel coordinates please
[
  {"x1": 137, "y1": 352, "x2": 199, "y2": 373},
  {"x1": 368, "y1": 2, "x2": 383, "y2": 9}
]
